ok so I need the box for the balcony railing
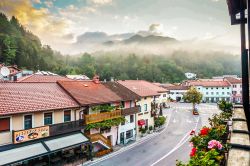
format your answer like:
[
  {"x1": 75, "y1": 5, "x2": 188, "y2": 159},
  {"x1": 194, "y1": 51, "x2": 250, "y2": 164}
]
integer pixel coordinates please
[
  {"x1": 121, "y1": 106, "x2": 140, "y2": 116},
  {"x1": 84, "y1": 110, "x2": 121, "y2": 124},
  {"x1": 49, "y1": 119, "x2": 85, "y2": 136}
]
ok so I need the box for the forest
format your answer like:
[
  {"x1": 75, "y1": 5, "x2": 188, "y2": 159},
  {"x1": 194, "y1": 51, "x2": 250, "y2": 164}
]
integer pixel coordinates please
[{"x1": 0, "y1": 13, "x2": 241, "y2": 83}]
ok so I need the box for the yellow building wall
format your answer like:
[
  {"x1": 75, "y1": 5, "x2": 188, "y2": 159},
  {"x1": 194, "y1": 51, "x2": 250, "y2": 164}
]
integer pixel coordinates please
[
  {"x1": 136, "y1": 97, "x2": 155, "y2": 134},
  {"x1": 0, "y1": 108, "x2": 80, "y2": 146}
]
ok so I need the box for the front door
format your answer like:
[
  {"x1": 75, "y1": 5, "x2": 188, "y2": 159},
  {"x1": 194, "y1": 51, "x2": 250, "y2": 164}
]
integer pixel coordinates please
[{"x1": 120, "y1": 132, "x2": 125, "y2": 144}]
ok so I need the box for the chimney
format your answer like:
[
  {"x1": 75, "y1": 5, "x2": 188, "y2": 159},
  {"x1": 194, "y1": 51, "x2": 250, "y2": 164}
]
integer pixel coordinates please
[{"x1": 93, "y1": 75, "x2": 100, "y2": 84}]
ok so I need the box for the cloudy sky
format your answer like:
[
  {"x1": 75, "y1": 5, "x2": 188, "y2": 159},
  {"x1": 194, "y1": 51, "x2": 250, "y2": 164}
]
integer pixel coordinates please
[{"x1": 0, "y1": 0, "x2": 241, "y2": 54}]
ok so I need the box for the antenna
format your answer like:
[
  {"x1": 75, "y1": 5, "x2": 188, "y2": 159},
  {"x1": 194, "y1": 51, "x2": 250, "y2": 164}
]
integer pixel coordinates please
[{"x1": 0, "y1": 67, "x2": 10, "y2": 77}]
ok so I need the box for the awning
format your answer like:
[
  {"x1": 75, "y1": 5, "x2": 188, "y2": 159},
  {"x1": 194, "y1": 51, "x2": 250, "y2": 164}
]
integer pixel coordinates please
[
  {"x1": 0, "y1": 143, "x2": 48, "y2": 165},
  {"x1": 0, "y1": 132, "x2": 89, "y2": 165},
  {"x1": 44, "y1": 132, "x2": 89, "y2": 151},
  {"x1": 138, "y1": 119, "x2": 145, "y2": 126}
]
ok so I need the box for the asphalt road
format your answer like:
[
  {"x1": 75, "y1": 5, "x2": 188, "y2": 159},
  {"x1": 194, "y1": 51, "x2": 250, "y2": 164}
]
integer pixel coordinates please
[{"x1": 84, "y1": 103, "x2": 220, "y2": 166}]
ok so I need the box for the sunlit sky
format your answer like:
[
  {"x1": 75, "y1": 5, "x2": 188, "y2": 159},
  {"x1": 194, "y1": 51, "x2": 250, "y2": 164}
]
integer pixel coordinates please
[{"x1": 0, "y1": 0, "x2": 241, "y2": 54}]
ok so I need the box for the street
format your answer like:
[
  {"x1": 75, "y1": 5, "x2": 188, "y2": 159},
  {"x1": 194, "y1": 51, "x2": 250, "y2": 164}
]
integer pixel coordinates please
[{"x1": 84, "y1": 103, "x2": 220, "y2": 166}]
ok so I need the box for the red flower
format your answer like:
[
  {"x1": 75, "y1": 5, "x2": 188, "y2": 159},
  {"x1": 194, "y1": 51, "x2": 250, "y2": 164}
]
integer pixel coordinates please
[
  {"x1": 190, "y1": 147, "x2": 196, "y2": 157},
  {"x1": 190, "y1": 130, "x2": 195, "y2": 135},
  {"x1": 199, "y1": 127, "x2": 210, "y2": 136}
]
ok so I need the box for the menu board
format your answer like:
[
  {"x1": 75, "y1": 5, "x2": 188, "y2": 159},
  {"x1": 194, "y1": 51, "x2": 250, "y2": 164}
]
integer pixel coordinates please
[{"x1": 13, "y1": 126, "x2": 50, "y2": 144}]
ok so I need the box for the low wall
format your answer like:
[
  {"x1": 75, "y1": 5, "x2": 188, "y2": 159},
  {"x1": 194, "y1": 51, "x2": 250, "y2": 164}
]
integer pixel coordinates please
[{"x1": 227, "y1": 108, "x2": 250, "y2": 166}]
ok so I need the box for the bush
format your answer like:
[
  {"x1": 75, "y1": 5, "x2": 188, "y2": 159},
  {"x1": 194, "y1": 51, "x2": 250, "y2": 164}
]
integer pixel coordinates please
[
  {"x1": 149, "y1": 126, "x2": 153, "y2": 131},
  {"x1": 154, "y1": 116, "x2": 166, "y2": 127}
]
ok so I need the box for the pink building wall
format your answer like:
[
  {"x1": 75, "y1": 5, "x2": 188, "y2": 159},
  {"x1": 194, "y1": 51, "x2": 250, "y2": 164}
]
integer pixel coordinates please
[{"x1": 124, "y1": 101, "x2": 135, "y2": 108}]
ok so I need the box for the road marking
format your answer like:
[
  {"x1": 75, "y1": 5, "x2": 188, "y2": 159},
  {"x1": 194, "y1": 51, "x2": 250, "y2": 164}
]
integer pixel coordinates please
[
  {"x1": 150, "y1": 117, "x2": 200, "y2": 166},
  {"x1": 83, "y1": 112, "x2": 173, "y2": 166}
]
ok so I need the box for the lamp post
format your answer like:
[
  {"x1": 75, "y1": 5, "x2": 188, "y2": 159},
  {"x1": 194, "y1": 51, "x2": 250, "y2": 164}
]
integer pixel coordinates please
[{"x1": 226, "y1": 0, "x2": 250, "y2": 130}]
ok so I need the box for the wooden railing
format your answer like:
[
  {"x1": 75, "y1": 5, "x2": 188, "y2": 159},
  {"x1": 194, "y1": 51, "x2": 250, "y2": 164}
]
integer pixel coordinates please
[
  {"x1": 88, "y1": 133, "x2": 112, "y2": 148},
  {"x1": 95, "y1": 149, "x2": 113, "y2": 157},
  {"x1": 84, "y1": 110, "x2": 122, "y2": 124},
  {"x1": 121, "y1": 106, "x2": 140, "y2": 116}
]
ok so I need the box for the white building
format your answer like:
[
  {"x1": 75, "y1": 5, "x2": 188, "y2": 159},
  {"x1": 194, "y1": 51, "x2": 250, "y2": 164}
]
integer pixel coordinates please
[
  {"x1": 184, "y1": 80, "x2": 232, "y2": 103},
  {"x1": 224, "y1": 77, "x2": 242, "y2": 103},
  {"x1": 166, "y1": 85, "x2": 189, "y2": 102}
]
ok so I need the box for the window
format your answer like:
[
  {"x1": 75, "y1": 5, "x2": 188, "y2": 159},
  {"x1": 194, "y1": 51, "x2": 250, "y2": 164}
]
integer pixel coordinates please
[
  {"x1": 227, "y1": 92, "x2": 230, "y2": 95},
  {"x1": 222, "y1": 87, "x2": 224, "y2": 89},
  {"x1": 64, "y1": 110, "x2": 71, "y2": 122},
  {"x1": 163, "y1": 94, "x2": 166, "y2": 97},
  {"x1": 44, "y1": 112, "x2": 53, "y2": 125},
  {"x1": 130, "y1": 101, "x2": 133, "y2": 108},
  {"x1": 206, "y1": 92, "x2": 209, "y2": 95},
  {"x1": 206, "y1": 88, "x2": 208, "y2": 90},
  {"x1": 126, "y1": 130, "x2": 133, "y2": 139},
  {"x1": 222, "y1": 92, "x2": 225, "y2": 95},
  {"x1": 130, "y1": 115, "x2": 134, "y2": 123},
  {"x1": 24, "y1": 115, "x2": 32, "y2": 129},
  {"x1": 216, "y1": 92, "x2": 219, "y2": 95},
  {"x1": 0, "y1": 118, "x2": 10, "y2": 132},
  {"x1": 144, "y1": 97, "x2": 147, "y2": 100},
  {"x1": 211, "y1": 88, "x2": 213, "y2": 90},
  {"x1": 211, "y1": 92, "x2": 214, "y2": 95},
  {"x1": 144, "y1": 104, "x2": 147, "y2": 111},
  {"x1": 216, "y1": 87, "x2": 218, "y2": 89}
]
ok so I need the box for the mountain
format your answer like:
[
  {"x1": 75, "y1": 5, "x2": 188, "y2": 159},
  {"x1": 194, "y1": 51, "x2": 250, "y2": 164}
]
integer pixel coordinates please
[
  {"x1": 123, "y1": 34, "x2": 177, "y2": 44},
  {"x1": 76, "y1": 32, "x2": 135, "y2": 44}
]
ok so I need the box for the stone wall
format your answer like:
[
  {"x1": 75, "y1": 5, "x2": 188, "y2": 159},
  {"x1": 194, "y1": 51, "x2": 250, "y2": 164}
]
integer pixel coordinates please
[{"x1": 227, "y1": 108, "x2": 250, "y2": 166}]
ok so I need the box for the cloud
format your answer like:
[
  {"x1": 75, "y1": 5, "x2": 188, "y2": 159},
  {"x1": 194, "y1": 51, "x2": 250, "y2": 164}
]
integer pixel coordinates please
[
  {"x1": 32, "y1": 0, "x2": 41, "y2": 4},
  {"x1": 88, "y1": 0, "x2": 113, "y2": 6},
  {"x1": 44, "y1": 1, "x2": 53, "y2": 8},
  {"x1": 149, "y1": 24, "x2": 163, "y2": 34}
]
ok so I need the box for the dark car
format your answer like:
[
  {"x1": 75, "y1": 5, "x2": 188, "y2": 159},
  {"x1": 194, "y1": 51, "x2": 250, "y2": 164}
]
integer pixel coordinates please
[{"x1": 193, "y1": 108, "x2": 199, "y2": 115}]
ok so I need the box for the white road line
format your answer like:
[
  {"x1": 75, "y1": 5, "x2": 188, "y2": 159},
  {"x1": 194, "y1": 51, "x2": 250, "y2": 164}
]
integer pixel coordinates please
[
  {"x1": 83, "y1": 112, "x2": 173, "y2": 166},
  {"x1": 150, "y1": 117, "x2": 200, "y2": 166}
]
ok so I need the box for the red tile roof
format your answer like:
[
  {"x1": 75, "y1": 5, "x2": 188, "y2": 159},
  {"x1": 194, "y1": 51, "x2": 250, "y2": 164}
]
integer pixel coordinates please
[
  {"x1": 165, "y1": 85, "x2": 189, "y2": 90},
  {"x1": 0, "y1": 82, "x2": 79, "y2": 115},
  {"x1": 18, "y1": 74, "x2": 72, "y2": 83},
  {"x1": 188, "y1": 80, "x2": 231, "y2": 87},
  {"x1": 225, "y1": 77, "x2": 242, "y2": 84},
  {"x1": 117, "y1": 80, "x2": 160, "y2": 97},
  {"x1": 57, "y1": 81, "x2": 122, "y2": 106}
]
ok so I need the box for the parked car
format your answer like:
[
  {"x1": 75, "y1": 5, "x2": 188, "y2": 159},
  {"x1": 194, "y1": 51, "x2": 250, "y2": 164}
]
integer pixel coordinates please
[{"x1": 193, "y1": 108, "x2": 199, "y2": 115}]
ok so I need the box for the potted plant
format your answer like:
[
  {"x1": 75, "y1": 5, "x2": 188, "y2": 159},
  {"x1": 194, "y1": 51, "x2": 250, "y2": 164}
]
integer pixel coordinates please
[
  {"x1": 148, "y1": 126, "x2": 153, "y2": 134},
  {"x1": 140, "y1": 127, "x2": 147, "y2": 137}
]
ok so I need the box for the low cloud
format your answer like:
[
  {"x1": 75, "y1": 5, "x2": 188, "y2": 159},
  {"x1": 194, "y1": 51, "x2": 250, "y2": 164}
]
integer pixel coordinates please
[{"x1": 88, "y1": 0, "x2": 113, "y2": 6}]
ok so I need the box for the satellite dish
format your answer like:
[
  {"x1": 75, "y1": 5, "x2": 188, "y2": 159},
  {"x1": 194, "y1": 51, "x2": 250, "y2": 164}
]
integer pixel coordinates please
[{"x1": 0, "y1": 67, "x2": 10, "y2": 77}]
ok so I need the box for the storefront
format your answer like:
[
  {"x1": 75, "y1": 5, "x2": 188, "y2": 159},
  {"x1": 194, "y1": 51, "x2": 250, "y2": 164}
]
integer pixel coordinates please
[{"x1": 0, "y1": 132, "x2": 92, "y2": 166}]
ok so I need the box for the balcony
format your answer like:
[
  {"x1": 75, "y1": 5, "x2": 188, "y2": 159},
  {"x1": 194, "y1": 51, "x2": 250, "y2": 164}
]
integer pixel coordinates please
[
  {"x1": 121, "y1": 106, "x2": 140, "y2": 116},
  {"x1": 49, "y1": 119, "x2": 85, "y2": 136},
  {"x1": 84, "y1": 110, "x2": 121, "y2": 124}
]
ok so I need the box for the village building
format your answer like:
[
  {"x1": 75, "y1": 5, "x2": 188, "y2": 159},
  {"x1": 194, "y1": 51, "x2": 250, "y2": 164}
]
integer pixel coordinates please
[
  {"x1": 117, "y1": 80, "x2": 159, "y2": 135},
  {"x1": 104, "y1": 82, "x2": 140, "y2": 145},
  {"x1": 0, "y1": 82, "x2": 91, "y2": 165}
]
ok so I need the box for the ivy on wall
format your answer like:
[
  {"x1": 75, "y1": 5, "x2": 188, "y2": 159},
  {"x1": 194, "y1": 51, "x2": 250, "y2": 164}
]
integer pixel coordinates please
[{"x1": 85, "y1": 117, "x2": 126, "y2": 130}]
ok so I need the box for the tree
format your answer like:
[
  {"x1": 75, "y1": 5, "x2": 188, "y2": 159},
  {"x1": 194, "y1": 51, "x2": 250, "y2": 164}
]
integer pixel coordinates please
[
  {"x1": 183, "y1": 87, "x2": 203, "y2": 112},
  {"x1": 2, "y1": 35, "x2": 16, "y2": 65}
]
